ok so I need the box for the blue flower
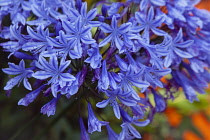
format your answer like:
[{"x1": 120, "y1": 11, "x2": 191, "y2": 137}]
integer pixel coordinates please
[
  {"x1": 166, "y1": 4, "x2": 186, "y2": 22},
  {"x1": 96, "y1": 89, "x2": 137, "y2": 119},
  {"x1": 32, "y1": 55, "x2": 75, "y2": 97},
  {"x1": 99, "y1": 16, "x2": 132, "y2": 53},
  {"x1": 87, "y1": 103, "x2": 108, "y2": 134},
  {"x1": 152, "y1": 89, "x2": 166, "y2": 112},
  {"x1": 18, "y1": 85, "x2": 46, "y2": 106},
  {"x1": 135, "y1": 6, "x2": 166, "y2": 43},
  {"x1": 1, "y1": 0, "x2": 210, "y2": 138},
  {"x1": 59, "y1": 71, "x2": 81, "y2": 96},
  {"x1": 68, "y1": 2, "x2": 100, "y2": 27},
  {"x1": 22, "y1": 25, "x2": 50, "y2": 54},
  {"x1": 40, "y1": 94, "x2": 61, "y2": 117},
  {"x1": 106, "y1": 124, "x2": 119, "y2": 140},
  {"x1": 85, "y1": 43, "x2": 102, "y2": 69},
  {"x1": 46, "y1": 30, "x2": 82, "y2": 59},
  {"x1": 30, "y1": 2, "x2": 56, "y2": 24},
  {"x1": 131, "y1": 104, "x2": 146, "y2": 119},
  {"x1": 172, "y1": 70, "x2": 199, "y2": 103},
  {"x1": 139, "y1": 0, "x2": 166, "y2": 10},
  {"x1": 118, "y1": 65, "x2": 150, "y2": 100},
  {"x1": 119, "y1": 107, "x2": 150, "y2": 139},
  {"x1": 79, "y1": 117, "x2": 90, "y2": 140},
  {"x1": 164, "y1": 28, "x2": 194, "y2": 67},
  {"x1": 2, "y1": 60, "x2": 33, "y2": 90},
  {"x1": 137, "y1": 63, "x2": 171, "y2": 89},
  {"x1": 33, "y1": 55, "x2": 75, "y2": 84},
  {"x1": 107, "y1": 2, "x2": 123, "y2": 17},
  {"x1": 98, "y1": 60, "x2": 109, "y2": 90},
  {"x1": 62, "y1": 16, "x2": 96, "y2": 45},
  {"x1": 119, "y1": 123, "x2": 141, "y2": 139}
]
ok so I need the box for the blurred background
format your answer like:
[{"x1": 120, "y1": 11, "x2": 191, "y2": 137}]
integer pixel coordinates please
[{"x1": 0, "y1": 0, "x2": 210, "y2": 140}]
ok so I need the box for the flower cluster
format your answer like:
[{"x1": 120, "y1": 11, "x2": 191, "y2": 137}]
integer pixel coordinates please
[{"x1": 1, "y1": 0, "x2": 210, "y2": 139}]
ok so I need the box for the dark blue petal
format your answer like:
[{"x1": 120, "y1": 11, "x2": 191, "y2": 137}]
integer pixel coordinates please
[
  {"x1": 62, "y1": 20, "x2": 76, "y2": 33},
  {"x1": 135, "y1": 12, "x2": 145, "y2": 24},
  {"x1": 46, "y1": 36, "x2": 63, "y2": 48},
  {"x1": 151, "y1": 27, "x2": 167, "y2": 36},
  {"x1": 164, "y1": 53, "x2": 173, "y2": 67},
  {"x1": 79, "y1": 117, "x2": 90, "y2": 140},
  {"x1": 41, "y1": 96, "x2": 60, "y2": 117},
  {"x1": 81, "y1": 37, "x2": 96, "y2": 44}
]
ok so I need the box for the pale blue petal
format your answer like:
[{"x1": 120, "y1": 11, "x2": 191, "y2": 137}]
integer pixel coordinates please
[
  {"x1": 23, "y1": 78, "x2": 32, "y2": 90},
  {"x1": 99, "y1": 34, "x2": 112, "y2": 47},
  {"x1": 174, "y1": 48, "x2": 193, "y2": 58},
  {"x1": 96, "y1": 98, "x2": 110, "y2": 108},
  {"x1": 60, "y1": 73, "x2": 76, "y2": 82},
  {"x1": 100, "y1": 23, "x2": 112, "y2": 33},
  {"x1": 32, "y1": 71, "x2": 53, "y2": 80}
]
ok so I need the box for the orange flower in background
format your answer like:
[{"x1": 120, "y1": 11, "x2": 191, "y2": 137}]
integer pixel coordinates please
[
  {"x1": 196, "y1": 0, "x2": 210, "y2": 10},
  {"x1": 164, "y1": 107, "x2": 182, "y2": 127},
  {"x1": 192, "y1": 113, "x2": 210, "y2": 140},
  {"x1": 183, "y1": 131, "x2": 202, "y2": 140}
]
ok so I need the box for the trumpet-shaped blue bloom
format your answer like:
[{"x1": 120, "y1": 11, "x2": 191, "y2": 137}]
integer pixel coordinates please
[
  {"x1": 85, "y1": 43, "x2": 102, "y2": 69},
  {"x1": 79, "y1": 117, "x2": 90, "y2": 140},
  {"x1": 18, "y1": 85, "x2": 46, "y2": 106},
  {"x1": 87, "y1": 103, "x2": 108, "y2": 134},
  {"x1": 41, "y1": 94, "x2": 61, "y2": 117}
]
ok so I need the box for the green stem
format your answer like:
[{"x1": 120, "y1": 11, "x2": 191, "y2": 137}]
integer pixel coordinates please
[{"x1": 8, "y1": 114, "x2": 42, "y2": 140}]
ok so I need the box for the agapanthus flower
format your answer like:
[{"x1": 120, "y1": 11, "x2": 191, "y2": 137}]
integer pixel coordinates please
[
  {"x1": 1, "y1": 0, "x2": 210, "y2": 139},
  {"x1": 87, "y1": 103, "x2": 108, "y2": 134},
  {"x1": 2, "y1": 60, "x2": 33, "y2": 90},
  {"x1": 79, "y1": 117, "x2": 90, "y2": 140},
  {"x1": 135, "y1": 6, "x2": 166, "y2": 43},
  {"x1": 99, "y1": 15, "x2": 132, "y2": 53}
]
